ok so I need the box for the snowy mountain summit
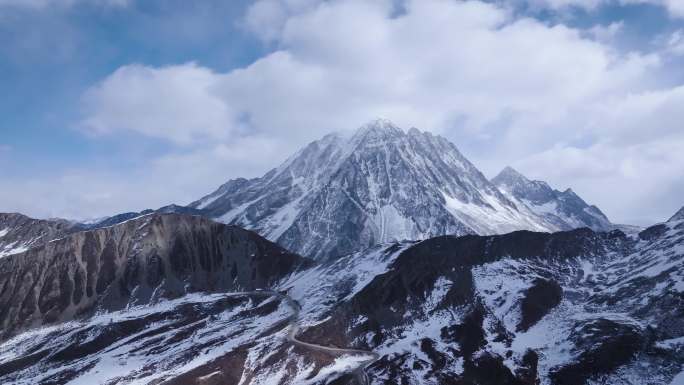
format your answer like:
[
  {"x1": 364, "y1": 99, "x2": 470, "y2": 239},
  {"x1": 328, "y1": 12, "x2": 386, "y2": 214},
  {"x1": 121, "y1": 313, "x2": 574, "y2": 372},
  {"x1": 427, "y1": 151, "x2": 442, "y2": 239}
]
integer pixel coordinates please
[
  {"x1": 492, "y1": 166, "x2": 613, "y2": 232},
  {"x1": 191, "y1": 119, "x2": 612, "y2": 259}
]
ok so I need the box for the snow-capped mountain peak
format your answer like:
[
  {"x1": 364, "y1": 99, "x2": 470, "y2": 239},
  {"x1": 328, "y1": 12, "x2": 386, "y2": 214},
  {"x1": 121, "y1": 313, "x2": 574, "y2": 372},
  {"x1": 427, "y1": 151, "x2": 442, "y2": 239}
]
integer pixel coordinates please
[
  {"x1": 350, "y1": 118, "x2": 404, "y2": 140},
  {"x1": 190, "y1": 121, "x2": 612, "y2": 259},
  {"x1": 491, "y1": 166, "x2": 555, "y2": 205},
  {"x1": 492, "y1": 166, "x2": 613, "y2": 232}
]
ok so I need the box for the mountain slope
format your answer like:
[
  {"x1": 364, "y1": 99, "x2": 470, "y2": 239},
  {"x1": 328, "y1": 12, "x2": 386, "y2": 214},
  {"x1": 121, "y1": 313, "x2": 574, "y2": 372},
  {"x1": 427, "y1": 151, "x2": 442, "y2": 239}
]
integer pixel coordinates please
[
  {"x1": 0, "y1": 213, "x2": 308, "y2": 340},
  {"x1": 278, "y1": 207, "x2": 684, "y2": 385},
  {"x1": 0, "y1": 208, "x2": 681, "y2": 384},
  {"x1": 190, "y1": 119, "x2": 566, "y2": 259},
  {"x1": 0, "y1": 213, "x2": 77, "y2": 258},
  {"x1": 492, "y1": 166, "x2": 613, "y2": 231}
]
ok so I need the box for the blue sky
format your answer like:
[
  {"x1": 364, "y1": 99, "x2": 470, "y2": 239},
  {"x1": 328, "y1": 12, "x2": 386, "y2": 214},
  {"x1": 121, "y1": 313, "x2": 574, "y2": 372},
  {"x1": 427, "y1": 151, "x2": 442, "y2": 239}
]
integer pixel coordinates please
[
  {"x1": 1, "y1": 0, "x2": 683, "y2": 225},
  {"x1": 1, "y1": 1, "x2": 261, "y2": 175}
]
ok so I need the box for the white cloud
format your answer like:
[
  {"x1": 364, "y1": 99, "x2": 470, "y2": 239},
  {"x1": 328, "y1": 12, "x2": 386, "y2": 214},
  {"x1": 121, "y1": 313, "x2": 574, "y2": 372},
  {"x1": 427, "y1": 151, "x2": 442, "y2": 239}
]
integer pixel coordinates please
[
  {"x1": 243, "y1": 0, "x2": 321, "y2": 43},
  {"x1": 525, "y1": 0, "x2": 605, "y2": 10},
  {"x1": 517, "y1": 85, "x2": 684, "y2": 224},
  {"x1": 79, "y1": 63, "x2": 239, "y2": 145},
  {"x1": 66, "y1": 0, "x2": 681, "y2": 224},
  {"x1": 666, "y1": 29, "x2": 684, "y2": 55},
  {"x1": 586, "y1": 21, "x2": 624, "y2": 42},
  {"x1": 650, "y1": 0, "x2": 684, "y2": 18}
]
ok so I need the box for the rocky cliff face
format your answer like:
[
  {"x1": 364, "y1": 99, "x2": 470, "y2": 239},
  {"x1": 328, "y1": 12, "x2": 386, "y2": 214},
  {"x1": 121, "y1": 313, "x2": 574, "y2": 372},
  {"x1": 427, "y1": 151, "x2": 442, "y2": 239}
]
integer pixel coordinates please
[
  {"x1": 190, "y1": 119, "x2": 575, "y2": 260},
  {"x1": 0, "y1": 210, "x2": 682, "y2": 384},
  {"x1": 0, "y1": 213, "x2": 77, "y2": 258},
  {"x1": 278, "y1": 208, "x2": 684, "y2": 385},
  {"x1": 0, "y1": 213, "x2": 308, "y2": 339}
]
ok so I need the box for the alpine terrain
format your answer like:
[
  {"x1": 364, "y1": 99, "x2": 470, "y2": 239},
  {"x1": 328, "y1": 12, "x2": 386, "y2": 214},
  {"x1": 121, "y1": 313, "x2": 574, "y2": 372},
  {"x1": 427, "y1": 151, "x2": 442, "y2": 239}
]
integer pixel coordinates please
[
  {"x1": 190, "y1": 119, "x2": 613, "y2": 259},
  {"x1": 0, "y1": 120, "x2": 680, "y2": 385},
  {"x1": 0, "y1": 213, "x2": 77, "y2": 258},
  {"x1": 0, "y1": 207, "x2": 683, "y2": 384}
]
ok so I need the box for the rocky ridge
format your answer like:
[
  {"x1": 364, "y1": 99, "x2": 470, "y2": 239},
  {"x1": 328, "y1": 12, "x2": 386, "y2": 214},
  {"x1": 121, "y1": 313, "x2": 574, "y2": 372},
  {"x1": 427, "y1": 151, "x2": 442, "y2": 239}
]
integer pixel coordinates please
[
  {"x1": 0, "y1": 213, "x2": 308, "y2": 340},
  {"x1": 190, "y1": 119, "x2": 608, "y2": 259}
]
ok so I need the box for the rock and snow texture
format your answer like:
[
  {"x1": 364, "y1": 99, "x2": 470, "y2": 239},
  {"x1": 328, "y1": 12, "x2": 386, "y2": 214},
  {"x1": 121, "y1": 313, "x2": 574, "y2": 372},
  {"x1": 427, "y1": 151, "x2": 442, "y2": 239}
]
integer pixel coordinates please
[
  {"x1": 0, "y1": 213, "x2": 307, "y2": 339},
  {"x1": 492, "y1": 166, "x2": 613, "y2": 232},
  {"x1": 0, "y1": 213, "x2": 375, "y2": 385},
  {"x1": 0, "y1": 213, "x2": 74, "y2": 258},
  {"x1": 286, "y1": 208, "x2": 684, "y2": 384},
  {"x1": 0, "y1": 292, "x2": 364, "y2": 385},
  {"x1": 191, "y1": 119, "x2": 588, "y2": 259},
  {"x1": 0, "y1": 209, "x2": 683, "y2": 384},
  {"x1": 279, "y1": 241, "x2": 416, "y2": 328},
  {"x1": 0, "y1": 293, "x2": 293, "y2": 385}
]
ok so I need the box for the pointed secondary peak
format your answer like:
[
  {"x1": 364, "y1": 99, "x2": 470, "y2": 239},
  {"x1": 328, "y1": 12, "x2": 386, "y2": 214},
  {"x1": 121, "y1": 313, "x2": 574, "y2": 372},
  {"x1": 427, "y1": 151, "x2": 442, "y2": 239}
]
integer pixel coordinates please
[
  {"x1": 501, "y1": 166, "x2": 526, "y2": 179},
  {"x1": 492, "y1": 166, "x2": 530, "y2": 187}
]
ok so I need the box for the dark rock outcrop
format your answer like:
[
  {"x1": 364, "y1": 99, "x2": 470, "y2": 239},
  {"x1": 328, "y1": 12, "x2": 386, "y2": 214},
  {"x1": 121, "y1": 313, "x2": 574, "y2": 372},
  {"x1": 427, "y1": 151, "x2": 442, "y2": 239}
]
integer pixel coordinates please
[
  {"x1": 297, "y1": 228, "x2": 630, "y2": 384},
  {"x1": 550, "y1": 319, "x2": 643, "y2": 385},
  {"x1": 517, "y1": 278, "x2": 562, "y2": 332},
  {"x1": 0, "y1": 213, "x2": 308, "y2": 339}
]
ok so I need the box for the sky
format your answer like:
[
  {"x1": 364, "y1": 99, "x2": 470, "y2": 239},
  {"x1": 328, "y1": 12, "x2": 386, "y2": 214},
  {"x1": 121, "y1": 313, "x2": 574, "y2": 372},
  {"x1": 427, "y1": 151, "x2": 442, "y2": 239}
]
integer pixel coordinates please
[{"x1": 0, "y1": 0, "x2": 682, "y2": 225}]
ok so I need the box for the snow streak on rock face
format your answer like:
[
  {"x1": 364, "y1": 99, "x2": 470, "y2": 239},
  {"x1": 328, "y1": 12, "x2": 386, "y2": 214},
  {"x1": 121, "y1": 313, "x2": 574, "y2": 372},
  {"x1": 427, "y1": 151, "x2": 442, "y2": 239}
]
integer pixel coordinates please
[
  {"x1": 290, "y1": 217, "x2": 684, "y2": 385},
  {"x1": 0, "y1": 291, "x2": 366, "y2": 385},
  {"x1": 471, "y1": 219, "x2": 684, "y2": 385},
  {"x1": 191, "y1": 119, "x2": 592, "y2": 260},
  {"x1": 0, "y1": 211, "x2": 682, "y2": 384},
  {"x1": 0, "y1": 213, "x2": 75, "y2": 258},
  {"x1": 0, "y1": 213, "x2": 375, "y2": 385},
  {"x1": 0, "y1": 293, "x2": 293, "y2": 385},
  {"x1": 492, "y1": 166, "x2": 613, "y2": 232},
  {"x1": 279, "y1": 241, "x2": 416, "y2": 328}
]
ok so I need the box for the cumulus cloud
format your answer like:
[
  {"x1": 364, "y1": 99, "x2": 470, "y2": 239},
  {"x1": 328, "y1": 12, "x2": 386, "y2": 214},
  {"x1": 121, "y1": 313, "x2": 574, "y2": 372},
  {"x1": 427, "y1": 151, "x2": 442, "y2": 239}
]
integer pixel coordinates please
[
  {"x1": 68, "y1": 0, "x2": 682, "y2": 224},
  {"x1": 79, "y1": 63, "x2": 238, "y2": 145},
  {"x1": 517, "y1": 86, "x2": 684, "y2": 224},
  {"x1": 81, "y1": 0, "x2": 660, "y2": 145},
  {"x1": 243, "y1": 0, "x2": 321, "y2": 43},
  {"x1": 652, "y1": 0, "x2": 684, "y2": 17}
]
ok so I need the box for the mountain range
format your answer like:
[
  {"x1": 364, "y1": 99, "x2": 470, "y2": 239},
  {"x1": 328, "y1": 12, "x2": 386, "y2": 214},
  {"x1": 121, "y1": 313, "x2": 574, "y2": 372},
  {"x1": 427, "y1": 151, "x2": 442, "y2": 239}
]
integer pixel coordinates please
[
  {"x1": 190, "y1": 119, "x2": 615, "y2": 259},
  {"x1": 1, "y1": 119, "x2": 681, "y2": 385},
  {"x1": 0, "y1": 207, "x2": 682, "y2": 384},
  {"x1": 3, "y1": 120, "x2": 613, "y2": 262}
]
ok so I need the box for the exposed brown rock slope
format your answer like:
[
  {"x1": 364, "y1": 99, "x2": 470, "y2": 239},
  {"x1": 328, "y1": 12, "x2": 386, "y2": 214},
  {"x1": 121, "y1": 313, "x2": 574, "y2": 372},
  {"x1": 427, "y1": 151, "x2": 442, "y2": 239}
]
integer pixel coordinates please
[{"x1": 0, "y1": 213, "x2": 309, "y2": 339}]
